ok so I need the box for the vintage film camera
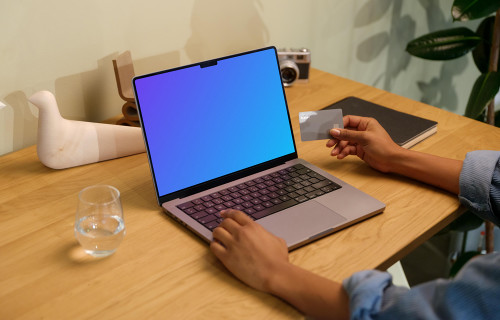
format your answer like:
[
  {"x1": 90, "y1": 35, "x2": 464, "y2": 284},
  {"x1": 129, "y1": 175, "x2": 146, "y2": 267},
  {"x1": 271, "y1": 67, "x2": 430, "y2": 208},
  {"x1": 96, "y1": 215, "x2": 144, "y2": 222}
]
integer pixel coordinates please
[{"x1": 277, "y1": 48, "x2": 311, "y2": 86}]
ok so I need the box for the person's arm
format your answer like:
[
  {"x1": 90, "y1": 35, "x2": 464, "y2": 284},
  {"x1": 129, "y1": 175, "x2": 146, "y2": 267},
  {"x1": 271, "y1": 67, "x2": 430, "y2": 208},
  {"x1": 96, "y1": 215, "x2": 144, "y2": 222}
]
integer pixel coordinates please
[
  {"x1": 327, "y1": 115, "x2": 463, "y2": 194},
  {"x1": 211, "y1": 210, "x2": 349, "y2": 320}
]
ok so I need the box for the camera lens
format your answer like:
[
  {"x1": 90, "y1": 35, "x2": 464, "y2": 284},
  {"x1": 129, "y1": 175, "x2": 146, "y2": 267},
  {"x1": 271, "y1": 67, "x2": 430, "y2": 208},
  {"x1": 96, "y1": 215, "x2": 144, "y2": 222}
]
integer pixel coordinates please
[
  {"x1": 281, "y1": 68, "x2": 297, "y2": 82},
  {"x1": 279, "y1": 60, "x2": 299, "y2": 86}
]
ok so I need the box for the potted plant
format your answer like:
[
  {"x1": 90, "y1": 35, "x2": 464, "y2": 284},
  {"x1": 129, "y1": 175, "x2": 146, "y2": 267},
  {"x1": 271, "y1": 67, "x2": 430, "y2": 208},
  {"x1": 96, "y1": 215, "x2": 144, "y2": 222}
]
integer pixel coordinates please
[{"x1": 406, "y1": 0, "x2": 500, "y2": 254}]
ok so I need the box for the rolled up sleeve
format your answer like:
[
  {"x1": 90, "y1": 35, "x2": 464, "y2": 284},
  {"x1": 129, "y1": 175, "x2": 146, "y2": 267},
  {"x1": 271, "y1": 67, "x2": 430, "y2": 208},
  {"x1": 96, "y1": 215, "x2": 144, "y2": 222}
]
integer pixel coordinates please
[
  {"x1": 344, "y1": 254, "x2": 500, "y2": 319},
  {"x1": 342, "y1": 270, "x2": 396, "y2": 320},
  {"x1": 458, "y1": 150, "x2": 500, "y2": 225}
]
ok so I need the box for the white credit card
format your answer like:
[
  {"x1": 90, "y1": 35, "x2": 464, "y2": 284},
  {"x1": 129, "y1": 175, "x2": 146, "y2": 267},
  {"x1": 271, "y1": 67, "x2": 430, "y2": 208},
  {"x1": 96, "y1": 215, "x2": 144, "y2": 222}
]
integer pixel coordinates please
[{"x1": 299, "y1": 109, "x2": 343, "y2": 141}]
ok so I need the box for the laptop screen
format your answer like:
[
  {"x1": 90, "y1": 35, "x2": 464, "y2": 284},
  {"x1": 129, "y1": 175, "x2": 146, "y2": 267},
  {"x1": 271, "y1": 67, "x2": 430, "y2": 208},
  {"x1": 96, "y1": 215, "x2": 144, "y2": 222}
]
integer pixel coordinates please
[{"x1": 134, "y1": 47, "x2": 297, "y2": 201}]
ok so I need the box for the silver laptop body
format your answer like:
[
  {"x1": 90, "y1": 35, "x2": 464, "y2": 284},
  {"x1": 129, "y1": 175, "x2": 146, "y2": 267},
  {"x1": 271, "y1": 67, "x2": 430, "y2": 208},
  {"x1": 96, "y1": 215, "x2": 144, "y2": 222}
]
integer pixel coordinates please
[{"x1": 133, "y1": 46, "x2": 385, "y2": 250}]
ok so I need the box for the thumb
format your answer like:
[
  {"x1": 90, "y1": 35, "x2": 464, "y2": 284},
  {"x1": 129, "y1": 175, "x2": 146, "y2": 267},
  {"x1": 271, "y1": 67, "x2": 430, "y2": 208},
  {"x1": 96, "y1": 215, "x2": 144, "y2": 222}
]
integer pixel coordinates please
[{"x1": 330, "y1": 128, "x2": 367, "y2": 144}]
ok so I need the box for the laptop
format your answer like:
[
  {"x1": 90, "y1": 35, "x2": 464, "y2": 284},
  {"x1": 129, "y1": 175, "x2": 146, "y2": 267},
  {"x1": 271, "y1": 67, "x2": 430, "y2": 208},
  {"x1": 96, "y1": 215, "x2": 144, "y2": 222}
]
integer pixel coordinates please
[{"x1": 133, "y1": 46, "x2": 385, "y2": 250}]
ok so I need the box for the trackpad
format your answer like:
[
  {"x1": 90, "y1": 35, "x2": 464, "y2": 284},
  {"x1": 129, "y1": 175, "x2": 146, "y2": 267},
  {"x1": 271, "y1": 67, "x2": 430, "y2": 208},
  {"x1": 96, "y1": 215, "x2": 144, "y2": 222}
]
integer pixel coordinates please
[{"x1": 260, "y1": 200, "x2": 347, "y2": 246}]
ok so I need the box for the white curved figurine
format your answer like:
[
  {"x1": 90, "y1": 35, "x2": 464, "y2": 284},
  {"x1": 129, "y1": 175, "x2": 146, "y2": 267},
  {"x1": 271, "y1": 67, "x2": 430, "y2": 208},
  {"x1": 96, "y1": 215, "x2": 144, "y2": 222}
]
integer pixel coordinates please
[{"x1": 29, "y1": 91, "x2": 145, "y2": 169}]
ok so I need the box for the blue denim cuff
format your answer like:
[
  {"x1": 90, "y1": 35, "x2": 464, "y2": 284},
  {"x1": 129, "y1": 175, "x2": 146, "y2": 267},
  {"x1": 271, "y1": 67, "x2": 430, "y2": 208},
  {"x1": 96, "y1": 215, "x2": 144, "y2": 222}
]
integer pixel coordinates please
[
  {"x1": 459, "y1": 151, "x2": 500, "y2": 225},
  {"x1": 343, "y1": 270, "x2": 392, "y2": 320}
]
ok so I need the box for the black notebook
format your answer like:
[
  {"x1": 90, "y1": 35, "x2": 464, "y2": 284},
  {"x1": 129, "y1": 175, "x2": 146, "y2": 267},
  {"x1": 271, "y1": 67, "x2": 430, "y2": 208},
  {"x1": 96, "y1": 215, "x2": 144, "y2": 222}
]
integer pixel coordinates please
[{"x1": 323, "y1": 97, "x2": 437, "y2": 149}]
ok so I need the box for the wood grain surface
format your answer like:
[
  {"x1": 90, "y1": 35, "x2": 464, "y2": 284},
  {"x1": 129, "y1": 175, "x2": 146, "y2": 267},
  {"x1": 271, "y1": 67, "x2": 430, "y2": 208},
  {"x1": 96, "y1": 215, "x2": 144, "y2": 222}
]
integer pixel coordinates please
[{"x1": 1, "y1": 68, "x2": 499, "y2": 319}]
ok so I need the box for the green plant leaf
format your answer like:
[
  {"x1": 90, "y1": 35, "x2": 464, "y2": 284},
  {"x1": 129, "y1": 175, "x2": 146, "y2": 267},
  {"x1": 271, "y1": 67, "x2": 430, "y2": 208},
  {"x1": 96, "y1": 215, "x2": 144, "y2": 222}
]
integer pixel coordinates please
[
  {"x1": 472, "y1": 16, "x2": 496, "y2": 73},
  {"x1": 406, "y1": 27, "x2": 481, "y2": 60},
  {"x1": 465, "y1": 72, "x2": 500, "y2": 119},
  {"x1": 452, "y1": 0, "x2": 500, "y2": 21}
]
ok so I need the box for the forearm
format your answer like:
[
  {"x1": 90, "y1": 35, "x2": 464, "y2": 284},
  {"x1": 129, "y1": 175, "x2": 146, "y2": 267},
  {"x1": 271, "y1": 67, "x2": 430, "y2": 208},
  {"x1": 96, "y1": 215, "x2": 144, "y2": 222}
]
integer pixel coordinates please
[
  {"x1": 388, "y1": 148, "x2": 463, "y2": 194},
  {"x1": 266, "y1": 262, "x2": 349, "y2": 320}
]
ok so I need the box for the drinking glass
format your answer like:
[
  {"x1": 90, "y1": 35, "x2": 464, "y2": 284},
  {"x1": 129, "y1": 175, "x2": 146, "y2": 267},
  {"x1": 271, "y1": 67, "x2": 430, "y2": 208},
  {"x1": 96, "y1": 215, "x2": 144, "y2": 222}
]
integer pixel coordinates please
[{"x1": 74, "y1": 185, "x2": 125, "y2": 257}]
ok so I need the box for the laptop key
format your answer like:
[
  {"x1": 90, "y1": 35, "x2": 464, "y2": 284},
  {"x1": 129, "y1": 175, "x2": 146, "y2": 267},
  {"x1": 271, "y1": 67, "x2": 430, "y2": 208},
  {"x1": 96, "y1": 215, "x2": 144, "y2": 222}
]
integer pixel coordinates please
[
  {"x1": 296, "y1": 168, "x2": 311, "y2": 175},
  {"x1": 206, "y1": 220, "x2": 220, "y2": 230},
  {"x1": 178, "y1": 202, "x2": 194, "y2": 210},
  {"x1": 304, "y1": 186, "x2": 315, "y2": 193},
  {"x1": 308, "y1": 177, "x2": 320, "y2": 183},
  {"x1": 251, "y1": 199, "x2": 298, "y2": 220},
  {"x1": 295, "y1": 195, "x2": 308, "y2": 202},
  {"x1": 271, "y1": 198, "x2": 282, "y2": 204},
  {"x1": 253, "y1": 204, "x2": 265, "y2": 211},
  {"x1": 279, "y1": 195, "x2": 291, "y2": 201},
  {"x1": 262, "y1": 201, "x2": 273, "y2": 208},
  {"x1": 295, "y1": 189, "x2": 306, "y2": 196},
  {"x1": 204, "y1": 201, "x2": 215, "y2": 207},
  {"x1": 212, "y1": 198, "x2": 224, "y2": 204},
  {"x1": 306, "y1": 192, "x2": 317, "y2": 199},
  {"x1": 288, "y1": 191, "x2": 300, "y2": 198},
  {"x1": 206, "y1": 207, "x2": 218, "y2": 214},
  {"x1": 215, "y1": 204, "x2": 226, "y2": 211},
  {"x1": 192, "y1": 211, "x2": 209, "y2": 219},
  {"x1": 244, "y1": 208, "x2": 256, "y2": 215},
  {"x1": 199, "y1": 214, "x2": 217, "y2": 224},
  {"x1": 312, "y1": 180, "x2": 335, "y2": 189},
  {"x1": 236, "y1": 183, "x2": 247, "y2": 190},
  {"x1": 194, "y1": 205, "x2": 205, "y2": 211}
]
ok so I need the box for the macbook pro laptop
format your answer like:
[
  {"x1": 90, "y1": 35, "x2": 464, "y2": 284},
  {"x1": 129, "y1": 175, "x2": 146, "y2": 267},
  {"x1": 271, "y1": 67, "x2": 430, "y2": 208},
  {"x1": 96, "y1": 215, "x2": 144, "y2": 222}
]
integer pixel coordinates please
[{"x1": 133, "y1": 46, "x2": 385, "y2": 250}]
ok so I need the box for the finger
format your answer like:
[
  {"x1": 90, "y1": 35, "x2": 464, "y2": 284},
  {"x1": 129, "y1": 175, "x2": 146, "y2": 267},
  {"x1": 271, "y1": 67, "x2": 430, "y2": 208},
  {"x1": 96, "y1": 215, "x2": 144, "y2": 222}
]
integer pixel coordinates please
[
  {"x1": 213, "y1": 224, "x2": 233, "y2": 243},
  {"x1": 210, "y1": 240, "x2": 227, "y2": 259},
  {"x1": 218, "y1": 216, "x2": 243, "y2": 235},
  {"x1": 326, "y1": 138, "x2": 339, "y2": 148},
  {"x1": 330, "y1": 127, "x2": 367, "y2": 144},
  {"x1": 343, "y1": 115, "x2": 365, "y2": 130},
  {"x1": 331, "y1": 140, "x2": 349, "y2": 156},
  {"x1": 220, "y1": 209, "x2": 253, "y2": 225},
  {"x1": 337, "y1": 145, "x2": 358, "y2": 159}
]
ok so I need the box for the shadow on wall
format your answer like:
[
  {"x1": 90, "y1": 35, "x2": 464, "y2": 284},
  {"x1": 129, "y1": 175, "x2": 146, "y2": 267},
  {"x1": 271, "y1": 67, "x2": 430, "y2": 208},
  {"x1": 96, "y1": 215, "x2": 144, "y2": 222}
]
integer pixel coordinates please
[
  {"x1": 3, "y1": 0, "x2": 269, "y2": 155},
  {"x1": 0, "y1": 51, "x2": 181, "y2": 156},
  {"x1": 355, "y1": 0, "x2": 415, "y2": 93},
  {"x1": 414, "y1": 0, "x2": 469, "y2": 111},
  {"x1": 184, "y1": 0, "x2": 269, "y2": 62},
  {"x1": 354, "y1": 0, "x2": 468, "y2": 112},
  {"x1": 53, "y1": 51, "x2": 181, "y2": 123},
  {"x1": 4, "y1": 91, "x2": 38, "y2": 151}
]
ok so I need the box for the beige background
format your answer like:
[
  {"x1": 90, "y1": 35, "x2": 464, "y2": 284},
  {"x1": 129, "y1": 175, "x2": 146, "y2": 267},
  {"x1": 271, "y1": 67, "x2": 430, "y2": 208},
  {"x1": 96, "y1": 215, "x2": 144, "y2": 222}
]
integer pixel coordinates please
[{"x1": 0, "y1": 0, "x2": 491, "y2": 156}]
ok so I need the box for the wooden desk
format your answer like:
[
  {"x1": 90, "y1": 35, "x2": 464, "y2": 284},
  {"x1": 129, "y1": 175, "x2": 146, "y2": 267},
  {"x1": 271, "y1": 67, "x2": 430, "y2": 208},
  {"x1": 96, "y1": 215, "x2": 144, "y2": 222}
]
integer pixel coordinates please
[{"x1": 1, "y1": 69, "x2": 500, "y2": 319}]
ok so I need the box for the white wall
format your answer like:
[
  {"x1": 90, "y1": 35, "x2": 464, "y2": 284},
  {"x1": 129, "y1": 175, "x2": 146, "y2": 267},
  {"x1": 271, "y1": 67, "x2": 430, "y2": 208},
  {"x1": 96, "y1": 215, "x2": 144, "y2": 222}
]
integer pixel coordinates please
[{"x1": 0, "y1": 0, "x2": 486, "y2": 155}]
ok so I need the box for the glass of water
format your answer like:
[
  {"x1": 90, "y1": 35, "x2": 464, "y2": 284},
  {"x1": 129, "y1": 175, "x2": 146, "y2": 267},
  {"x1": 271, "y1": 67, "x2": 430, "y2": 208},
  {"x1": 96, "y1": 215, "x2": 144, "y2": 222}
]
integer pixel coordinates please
[{"x1": 74, "y1": 185, "x2": 125, "y2": 257}]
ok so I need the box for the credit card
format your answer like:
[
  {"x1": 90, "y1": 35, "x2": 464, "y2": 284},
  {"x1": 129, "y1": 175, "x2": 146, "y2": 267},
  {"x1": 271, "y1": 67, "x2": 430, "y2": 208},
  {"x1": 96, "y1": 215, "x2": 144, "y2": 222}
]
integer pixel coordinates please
[{"x1": 299, "y1": 109, "x2": 343, "y2": 141}]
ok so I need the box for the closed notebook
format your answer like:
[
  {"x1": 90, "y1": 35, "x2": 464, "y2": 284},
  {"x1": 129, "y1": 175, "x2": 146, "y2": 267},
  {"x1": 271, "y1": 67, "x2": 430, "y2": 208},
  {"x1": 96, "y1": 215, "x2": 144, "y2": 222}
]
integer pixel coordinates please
[{"x1": 323, "y1": 97, "x2": 437, "y2": 149}]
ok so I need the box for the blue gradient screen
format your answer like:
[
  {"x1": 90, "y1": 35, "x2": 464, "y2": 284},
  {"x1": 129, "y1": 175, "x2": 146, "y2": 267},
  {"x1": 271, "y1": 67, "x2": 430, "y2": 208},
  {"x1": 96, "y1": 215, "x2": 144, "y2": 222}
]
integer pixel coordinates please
[{"x1": 134, "y1": 48, "x2": 296, "y2": 197}]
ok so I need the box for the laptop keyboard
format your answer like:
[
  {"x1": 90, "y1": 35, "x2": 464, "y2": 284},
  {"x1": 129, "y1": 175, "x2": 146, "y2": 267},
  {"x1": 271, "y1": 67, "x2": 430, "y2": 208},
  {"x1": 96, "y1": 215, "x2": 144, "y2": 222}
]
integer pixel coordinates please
[{"x1": 176, "y1": 164, "x2": 342, "y2": 230}]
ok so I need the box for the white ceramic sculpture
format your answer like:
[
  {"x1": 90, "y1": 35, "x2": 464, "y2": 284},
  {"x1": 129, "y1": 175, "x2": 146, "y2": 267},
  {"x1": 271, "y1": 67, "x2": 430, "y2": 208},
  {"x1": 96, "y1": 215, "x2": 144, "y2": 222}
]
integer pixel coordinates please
[{"x1": 29, "y1": 91, "x2": 145, "y2": 169}]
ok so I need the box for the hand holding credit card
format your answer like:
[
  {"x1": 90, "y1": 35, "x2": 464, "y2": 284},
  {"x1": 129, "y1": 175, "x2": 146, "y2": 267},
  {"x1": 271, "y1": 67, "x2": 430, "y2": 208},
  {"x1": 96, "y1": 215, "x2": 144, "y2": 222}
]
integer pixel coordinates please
[{"x1": 299, "y1": 109, "x2": 343, "y2": 141}]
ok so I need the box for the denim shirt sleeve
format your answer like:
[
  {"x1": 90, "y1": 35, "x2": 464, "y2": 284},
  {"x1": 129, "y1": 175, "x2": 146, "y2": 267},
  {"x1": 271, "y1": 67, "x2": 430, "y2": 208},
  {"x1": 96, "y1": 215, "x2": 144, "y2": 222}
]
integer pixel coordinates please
[
  {"x1": 458, "y1": 150, "x2": 500, "y2": 225},
  {"x1": 343, "y1": 150, "x2": 500, "y2": 320},
  {"x1": 344, "y1": 253, "x2": 500, "y2": 320}
]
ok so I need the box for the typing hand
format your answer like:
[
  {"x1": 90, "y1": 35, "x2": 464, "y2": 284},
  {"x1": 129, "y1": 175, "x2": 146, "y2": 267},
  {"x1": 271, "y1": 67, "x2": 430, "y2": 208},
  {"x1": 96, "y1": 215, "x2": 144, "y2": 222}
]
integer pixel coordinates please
[{"x1": 210, "y1": 209, "x2": 289, "y2": 292}]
